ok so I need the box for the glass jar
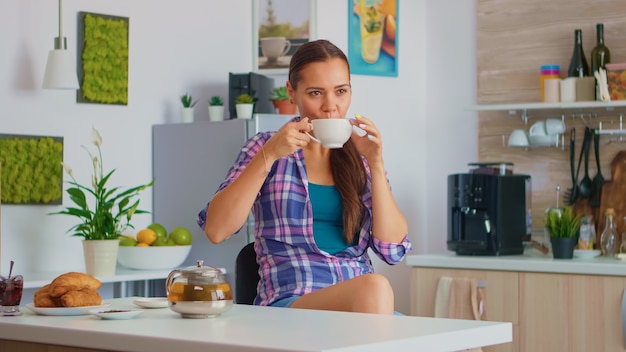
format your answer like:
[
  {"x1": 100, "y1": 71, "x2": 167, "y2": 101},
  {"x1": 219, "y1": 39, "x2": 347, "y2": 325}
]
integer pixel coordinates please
[
  {"x1": 621, "y1": 217, "x2": 626, "y2": 254},
  {"x1": 578, "y1": 215, "x2": 596, "y2": 250},
  {"x1": 600, "y1": 208, "x2": 618, "y2": 256}
]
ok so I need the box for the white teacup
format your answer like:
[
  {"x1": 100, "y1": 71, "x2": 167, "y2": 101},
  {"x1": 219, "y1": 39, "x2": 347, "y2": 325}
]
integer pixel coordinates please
[
  {"x1": 306, "y1": 119, "x2": 353, "y2": 149},
  {"x1": 545, "y1": 118, "x2": 565, "y2": 135},
  {"x1": 529, "y1": 120, "x2": 547, "y2": 136},
  {"x1": 508, "y1": 129, "x2": 529, "y2": 147},
  {"x1": 260, "y1": 37, "x2": 291, "y2": 62}
]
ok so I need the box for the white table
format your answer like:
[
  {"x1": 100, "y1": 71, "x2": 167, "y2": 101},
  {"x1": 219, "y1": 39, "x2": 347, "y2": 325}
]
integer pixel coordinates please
[{"x1": 0, "y1": 297, "x2": 512, "y2": 352}]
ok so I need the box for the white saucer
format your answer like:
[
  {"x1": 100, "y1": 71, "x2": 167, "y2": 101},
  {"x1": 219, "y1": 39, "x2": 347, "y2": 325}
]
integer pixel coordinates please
[
  {"x1": 133, "y1": 297, "x2": 169, "y2": 309},
  {"x1": 89, "y1": 308, "x2": 143, "y2": 320},
  {"x1": 573, "y1": 249, "x2": 601, "y2": 259}
]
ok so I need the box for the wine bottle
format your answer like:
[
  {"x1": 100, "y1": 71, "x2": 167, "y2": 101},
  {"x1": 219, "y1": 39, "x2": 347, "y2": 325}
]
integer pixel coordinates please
[
  {"x1": 567, "y1": 29, "x2": 590, "y2": 77},
  {"x1": 591, "y1": 23, "x2": 611, "y2": 75},
  {"x1": 591, "y1": 23, "x2": 611, "y2": 100}
]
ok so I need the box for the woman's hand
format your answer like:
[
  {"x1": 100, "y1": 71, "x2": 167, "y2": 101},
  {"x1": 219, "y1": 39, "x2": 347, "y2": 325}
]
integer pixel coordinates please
[
  {"x1": 350, "y1": 114, "x2": 383, "y2": 165},
  {"x1": 264, "y1": 117, "x2": 312, "y2": 160}
]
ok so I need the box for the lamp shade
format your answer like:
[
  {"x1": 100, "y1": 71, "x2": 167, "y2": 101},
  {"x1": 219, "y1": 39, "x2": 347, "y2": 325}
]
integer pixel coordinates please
[{"x1": 42, "y1": 49, "x2": 79, "y2": 89}]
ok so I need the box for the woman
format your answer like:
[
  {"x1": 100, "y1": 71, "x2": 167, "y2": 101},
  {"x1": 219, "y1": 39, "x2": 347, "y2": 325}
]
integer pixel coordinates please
[{"x1": 197, "y1": 39, "x2": 410, "y2": 315}]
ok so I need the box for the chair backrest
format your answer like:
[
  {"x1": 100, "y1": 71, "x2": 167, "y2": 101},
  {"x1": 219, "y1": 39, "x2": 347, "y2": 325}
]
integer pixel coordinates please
[{"x1": 235, "y1": 242, "x2": 260, "y2": 305}]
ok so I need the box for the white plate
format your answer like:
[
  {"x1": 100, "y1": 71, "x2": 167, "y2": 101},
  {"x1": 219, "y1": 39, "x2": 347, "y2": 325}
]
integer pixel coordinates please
[
  {"x1": 26, "y1": 302, "x2": 110, "y2": 316},
  {"x1": 133, "y1": 297, "x2": 169, "y2": 309},
  {"x1": 573, "y1": 249, "x2": 601, "y2": 259},
  {"x1": 89, "y1": 308, "x2": 143, "y2": 320}
]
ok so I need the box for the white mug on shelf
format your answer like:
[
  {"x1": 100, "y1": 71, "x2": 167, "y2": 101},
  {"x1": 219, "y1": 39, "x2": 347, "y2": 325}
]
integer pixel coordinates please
[
  {"x1": 529, "y1": 120, "x2": 547, "y2": 136},
  {"x1": 508, "y1": 129, "x2": 529, "y2": 147},
  {"x1": 545, "y1": 118, "x2": 565, "y2": 135}
]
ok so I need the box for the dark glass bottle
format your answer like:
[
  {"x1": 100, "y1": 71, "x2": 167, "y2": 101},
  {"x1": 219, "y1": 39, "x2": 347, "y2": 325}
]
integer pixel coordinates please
[
  {"x1": 568, "y1": 29, "x2": 590, "y2": 77},
  {"x1": 591, "y1": 23, "x2": 611, "y2": 75}
]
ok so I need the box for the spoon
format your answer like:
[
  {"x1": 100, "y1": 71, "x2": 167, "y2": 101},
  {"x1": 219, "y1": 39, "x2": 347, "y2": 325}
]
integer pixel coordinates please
[
  {"x1": 8, "y1": 260, "x2": 14, "y2": 279},
  {"x1": 578, "y1": 127, "x2": 593, "y2": 198}
]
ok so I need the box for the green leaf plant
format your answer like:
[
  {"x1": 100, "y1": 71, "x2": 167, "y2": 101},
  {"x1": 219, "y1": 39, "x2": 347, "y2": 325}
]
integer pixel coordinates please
[{"x1": 49, "y1": 128, "x2": 154, "y2": 240}]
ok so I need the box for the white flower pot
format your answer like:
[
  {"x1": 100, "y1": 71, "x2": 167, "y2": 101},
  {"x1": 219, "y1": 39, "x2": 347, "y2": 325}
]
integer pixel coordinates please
[
  {"x1": 235, "y1": 104, "x2": 254, "y2": 119},
  {"x1": 181, "y1": 107, "x2": 194, "y2": 123},
  {"x1": 208, "y1": 105, "x2": 224, "y2": 122},
  {"x1": 82, "y1": 240, "x2": 119, "y2": 277}
]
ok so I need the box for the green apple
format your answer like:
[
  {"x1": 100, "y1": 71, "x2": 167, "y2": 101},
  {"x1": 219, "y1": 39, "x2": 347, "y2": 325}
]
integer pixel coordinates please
[
  {"x1": 169, "y1": 227, "x2": 192, "y2": 245},
  {"x1": 166, "y1": 238, "x2": 177, "y2": 246},
  {"x1": 119, "y1": 236, "x2": 138, "y2": 247},
  {"x1": 148, "y1": 223, "x2": 168, "y2": 239},
  {"x1": 152, "y1": 236, "x2": 168, "y2": 246}
]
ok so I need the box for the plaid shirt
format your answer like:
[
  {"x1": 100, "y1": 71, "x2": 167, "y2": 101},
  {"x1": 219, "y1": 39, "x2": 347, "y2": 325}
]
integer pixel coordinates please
[{"x1": 198, "y1": 131, "x2": 412, "y2": 306}]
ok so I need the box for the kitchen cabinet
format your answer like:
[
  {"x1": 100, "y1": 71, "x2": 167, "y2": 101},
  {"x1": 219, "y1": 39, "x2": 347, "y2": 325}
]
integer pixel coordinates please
[
  {"x1": 519, "y1": 272, "x2": 626, "y2": 352},
  {"x1": 409, "y1": 255, "x2": 626, "y2": 352},
  {"x1": 411, "y1": 268, "x2": 519, "y2": 352}
]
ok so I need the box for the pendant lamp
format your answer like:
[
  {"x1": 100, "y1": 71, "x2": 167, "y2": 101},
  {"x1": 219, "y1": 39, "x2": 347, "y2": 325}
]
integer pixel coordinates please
[{"x1": 42, "y1": 0, "x2": 79, "y2": 89}]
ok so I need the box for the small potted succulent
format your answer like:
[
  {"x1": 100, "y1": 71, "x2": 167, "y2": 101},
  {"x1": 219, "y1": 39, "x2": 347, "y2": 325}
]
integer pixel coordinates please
[
  {"x1": 269, "y1": 86, "x2": 297, "y2": 115},
  {"x1": 180, "y1": 93, "x2": 197, "y2": 123},
  {"x1": 545, "y1": 206, "x2": 580, "y2": 259},
  {"x1": 208, "y1": 96, "x2": 224, "y2": 122},
  {"x1": 234, "y1": 93, "x2": 256, "y2": 119}
]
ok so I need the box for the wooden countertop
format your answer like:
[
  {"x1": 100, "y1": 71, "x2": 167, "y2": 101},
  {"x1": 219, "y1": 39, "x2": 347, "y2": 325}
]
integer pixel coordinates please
[{"x1": 0, "y1": 297, "x2": 512, "y2": 352}]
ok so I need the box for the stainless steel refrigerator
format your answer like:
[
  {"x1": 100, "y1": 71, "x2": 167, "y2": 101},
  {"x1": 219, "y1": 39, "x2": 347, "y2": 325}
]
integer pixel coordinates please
[{"x1": 151, "y1": 114, "x2": 294, "y2": 293}]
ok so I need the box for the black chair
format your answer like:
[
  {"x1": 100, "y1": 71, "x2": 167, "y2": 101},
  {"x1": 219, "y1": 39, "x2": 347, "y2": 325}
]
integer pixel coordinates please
[{"x1": 235, "y1": 242, "x2": 260, "y2": 305}]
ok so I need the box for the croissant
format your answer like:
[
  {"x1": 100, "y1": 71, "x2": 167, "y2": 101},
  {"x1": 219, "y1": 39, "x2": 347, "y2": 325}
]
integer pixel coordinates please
[
  {"x1": 59, "y1": 289, "x2": 102, "y2": 307},
  {"x1": 49, "y1": 272, "x2": 102, "y2": 298},
  {"x1": 34, "y1": 284, "x2": 59, "y2": 308}
]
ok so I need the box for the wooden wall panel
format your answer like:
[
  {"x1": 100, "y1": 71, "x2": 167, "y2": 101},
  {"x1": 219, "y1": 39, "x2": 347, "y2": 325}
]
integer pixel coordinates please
[{"x1": 477, "y1": 0, "x2": 626, "y2": 239}]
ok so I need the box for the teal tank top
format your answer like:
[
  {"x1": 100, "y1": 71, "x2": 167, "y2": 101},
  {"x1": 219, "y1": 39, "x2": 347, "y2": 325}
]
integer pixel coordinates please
[{"x1": 309, "y1": 183, "x2": 349, "y2": 255}]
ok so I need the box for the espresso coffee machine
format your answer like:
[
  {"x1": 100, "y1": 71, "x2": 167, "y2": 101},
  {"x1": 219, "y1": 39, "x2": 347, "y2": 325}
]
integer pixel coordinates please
[{"x1": 447, "y1": 164, "x2": 531, "y2": 255}]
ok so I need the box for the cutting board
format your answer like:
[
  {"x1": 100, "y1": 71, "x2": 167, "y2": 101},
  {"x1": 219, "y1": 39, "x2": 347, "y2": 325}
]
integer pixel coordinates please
[{"x1": 594, "y1": 150, "x2": 626, "y2": 246}]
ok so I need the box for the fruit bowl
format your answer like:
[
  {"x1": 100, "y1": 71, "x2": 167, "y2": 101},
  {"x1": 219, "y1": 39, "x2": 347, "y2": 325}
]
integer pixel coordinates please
[{"x1": 117, "y1": 245, "x2": 192, "y2": 270}]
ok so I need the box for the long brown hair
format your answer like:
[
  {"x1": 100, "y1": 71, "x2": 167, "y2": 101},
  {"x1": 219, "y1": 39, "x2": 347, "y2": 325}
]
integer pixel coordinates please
[{"x1": 289, "y1": 40, "x2": 367, "y2": 244}]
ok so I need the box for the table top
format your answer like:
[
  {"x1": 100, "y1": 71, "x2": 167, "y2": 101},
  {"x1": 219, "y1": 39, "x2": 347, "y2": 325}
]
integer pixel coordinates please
[
  {"x1": 0, "y1": 297, "x2": 512, "y2": 352},
  {"x1": 406, "y1": 253, "x2": 626, "y2": 276}
]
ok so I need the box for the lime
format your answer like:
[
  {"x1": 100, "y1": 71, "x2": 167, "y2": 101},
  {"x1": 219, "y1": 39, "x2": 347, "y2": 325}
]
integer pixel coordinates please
[
  {"x1": 119, "y1": 236, "x2": 137, "y2": 247},
  {"x1": 166, "y1": 238, "x2": 177, "y2": 246},
  {"x1": 152, "y1": 236, "x2": 168, "y2": 246},
  {"x1": 148, "y1": 223, "x2": 168, "y2": 239},
  {"x1": 169, "y1": 227, "x2": 192, "y2": 245}
]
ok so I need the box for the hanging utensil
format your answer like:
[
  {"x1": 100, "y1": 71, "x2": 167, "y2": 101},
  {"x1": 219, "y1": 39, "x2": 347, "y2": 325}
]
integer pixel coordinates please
[
  {"x1": 590, "y1": 129, "x2": 604, "y2": 207},
  {"x1": 563, "y1": 128, "x2": 577, "y2": 205},
  {"x1": 578, "y1": 127, "x2": 593, "y2": 199}
]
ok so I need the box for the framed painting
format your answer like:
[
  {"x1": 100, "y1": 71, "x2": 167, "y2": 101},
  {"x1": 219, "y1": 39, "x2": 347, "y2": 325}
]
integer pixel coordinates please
[
  {"x1": 77, "y1": 12, "x2": 129, "y2": 105},
  {"x1": 0, "y1": 134, "x2": 63, "y2": 205},
  {"x1": 348, "y1": 0, "x2": 398, "y2": 77},
  {"x1": 253, "y1": 0, "x2": 317, "y2": 74}
]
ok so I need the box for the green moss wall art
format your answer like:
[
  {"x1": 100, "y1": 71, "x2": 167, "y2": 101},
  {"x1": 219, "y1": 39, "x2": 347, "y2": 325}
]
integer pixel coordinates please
[
  {"x1": 0, "y1": 134, "x2": 63, "y2": 204},
  {"x1": 77, "y1": 12, "x2": 129, "y2": 105}
]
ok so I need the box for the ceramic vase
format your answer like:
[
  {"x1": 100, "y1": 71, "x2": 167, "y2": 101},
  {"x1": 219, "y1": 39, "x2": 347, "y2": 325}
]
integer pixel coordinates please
[
  {"x1": 550, "y1": 236, "x2": 577, "y2": 259},
  {"x1": 82, "y1": 240, "x2": 119, "y2": 276},
  {"x1": 208, "y1": 105, "x2": 224, "y2": 122},
  {"x1": 235, "y1": 104, "x2": 254, "y2": 119},
  {"x1": 181, "y1": 107, "x2": 194, "y2": 123},
  {"x1": 271, "y1": 100, "x2": 297, "y2": 115}
]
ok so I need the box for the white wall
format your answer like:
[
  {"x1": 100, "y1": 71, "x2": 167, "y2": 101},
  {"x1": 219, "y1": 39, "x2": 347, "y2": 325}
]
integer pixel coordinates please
[{"x1": 0, "y1": 0, "x2": 477, "y2": 314}]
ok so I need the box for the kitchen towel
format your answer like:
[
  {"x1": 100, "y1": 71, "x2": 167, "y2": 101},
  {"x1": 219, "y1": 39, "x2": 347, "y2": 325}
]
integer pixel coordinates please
[{"x1": 435, "y1": 276, "x2": 487, "y2": 352}]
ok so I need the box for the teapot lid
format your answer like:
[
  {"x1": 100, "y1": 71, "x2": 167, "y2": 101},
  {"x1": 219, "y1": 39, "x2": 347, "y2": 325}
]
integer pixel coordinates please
[{"x1": 179, "y1": 260, "x2": 222, "y2": 278}]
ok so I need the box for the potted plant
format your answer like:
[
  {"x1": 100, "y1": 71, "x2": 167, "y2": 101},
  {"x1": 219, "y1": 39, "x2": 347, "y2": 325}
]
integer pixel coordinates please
[
  {"x1": 208, "y1": 95, "x2": 224, "y2": 122},
  {"x1": 180, "y1": 93, "x2": 197, "y2": 123},
  {"x1": 49, "y1": 127, "x2": 154, "y2": 276},
  {"x1": 269, "y1": 86, "x2": 297, "y2": 115},
  {"x1": 235, "y1": 93, "x2": 256, "y2": 119},
  {"x1": 545, "y1": 206, "x2": 581, "y2": 259}
]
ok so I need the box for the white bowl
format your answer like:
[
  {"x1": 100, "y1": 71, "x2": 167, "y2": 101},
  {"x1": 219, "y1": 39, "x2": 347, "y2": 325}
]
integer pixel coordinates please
[{"x1": 117, "y1": 245, "x2": 191, "y2": 270}]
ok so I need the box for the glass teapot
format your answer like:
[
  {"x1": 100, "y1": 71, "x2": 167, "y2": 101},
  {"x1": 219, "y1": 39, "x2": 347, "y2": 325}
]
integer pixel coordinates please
[{"x1": 165, "y1": 260, "x2": 233, "y2": 318}]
